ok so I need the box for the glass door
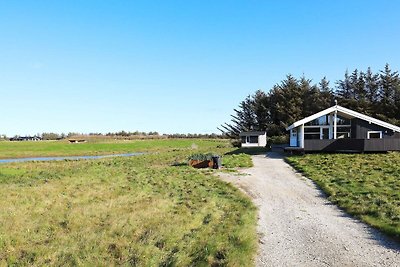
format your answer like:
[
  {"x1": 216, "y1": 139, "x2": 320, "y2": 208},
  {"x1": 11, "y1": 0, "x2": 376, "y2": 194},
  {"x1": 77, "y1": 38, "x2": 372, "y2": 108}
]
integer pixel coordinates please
[{"x1": 321, "y1": 128, "x2": 329, "y2": 139}]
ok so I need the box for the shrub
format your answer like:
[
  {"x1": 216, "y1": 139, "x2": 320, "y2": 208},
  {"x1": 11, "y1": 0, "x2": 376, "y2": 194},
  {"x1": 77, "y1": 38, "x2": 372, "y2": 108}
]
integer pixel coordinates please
[
  {"x1": 269, "y1": 135, "x2": 289, "y2": 144},
  {"x1": 188, "y1": 153, "x2": 216, "y2": 161}
]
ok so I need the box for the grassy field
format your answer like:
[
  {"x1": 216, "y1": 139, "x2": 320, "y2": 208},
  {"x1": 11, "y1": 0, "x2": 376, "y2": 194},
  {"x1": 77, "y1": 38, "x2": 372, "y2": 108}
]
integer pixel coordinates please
[
  {"x1": 222, "y1": 154, "x2": 253, "y2": 168},
  {"x1": 0, "y1": 139, "x2": 257, "y2": 266},
  {"x1": 0, "y1": 139, "x2": 226, "y2": 159},
  {"x1": 287, "y1": 152, "x2": 400, "y2": 238}
]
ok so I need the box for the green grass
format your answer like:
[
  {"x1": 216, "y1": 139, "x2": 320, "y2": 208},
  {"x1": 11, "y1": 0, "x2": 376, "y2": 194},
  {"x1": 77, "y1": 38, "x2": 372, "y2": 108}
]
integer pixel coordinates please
[
  {"x1": 0, "y1": 139, "x2": 228, "y2": 159},
  {"x1": 286, "y1": 152, "x2": 400, "y2": 238},
  {"x1": 0, "y1": 140, "x2": 257, "y2": 266},
  {"x1": 223, "y1": 154, "x2": 253, "y2": 168}
]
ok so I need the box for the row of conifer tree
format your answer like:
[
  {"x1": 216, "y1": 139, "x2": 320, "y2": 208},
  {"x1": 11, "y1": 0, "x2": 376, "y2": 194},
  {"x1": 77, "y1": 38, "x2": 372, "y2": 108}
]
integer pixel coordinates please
[{"x1": 220, "y1": 64, "x2": 400, "y2": 137}]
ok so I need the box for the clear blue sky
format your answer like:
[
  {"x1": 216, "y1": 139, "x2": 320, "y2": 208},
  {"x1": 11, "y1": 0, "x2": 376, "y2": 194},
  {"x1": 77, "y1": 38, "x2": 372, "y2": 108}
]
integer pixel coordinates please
[{"x1": 1, "y1": 1, "x2": 399, "y2": 136}]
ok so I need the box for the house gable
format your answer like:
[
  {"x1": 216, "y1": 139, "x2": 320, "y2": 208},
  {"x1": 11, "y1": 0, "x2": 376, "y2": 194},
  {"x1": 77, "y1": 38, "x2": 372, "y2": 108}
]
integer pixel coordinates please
[
  {"x1": 286, "y1": 105, "x2": 400, "y2": 133},
  {"x1": 285, "y1": 105, "x2": 400, "y2": 152}
]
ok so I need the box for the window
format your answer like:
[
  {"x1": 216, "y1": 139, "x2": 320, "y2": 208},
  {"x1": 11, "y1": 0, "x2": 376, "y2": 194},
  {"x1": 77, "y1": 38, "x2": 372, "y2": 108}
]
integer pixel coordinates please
[
  {"x1": 337, "y1": 132, "x2": 350, "y2": 139},
  {"x1": 304, "y1": 127, "x2": 322, "y2": 139},
  {"x1": 249, "y1": 136, "x2": 258, "y2": 143},
  {"x1": 335, "y1": 116, "x2": 351, "y2": 125},
  {"x1": 305, "y1": 115, "x2": 351, "y2": 127},
  {"x1": 241, "y1": 136, "x2": 258, "y2": 143},
  {"x1": 306, "y1": 115, "x2": 328, "y2": 126},
  {"x1": 337, "y1": 126, "x2": 351, "y2": 139},
  {"x1": 304, "y1": 134, "x2": 320, "y2": 140},
  {"x1": 304, "y1": 128, "x2": 320, "y2": 133},
  {"x1": 337, "y1": 127, "x2": 350, "y2": 132},
  {"x1": 367, "y1": 131, "x2": 382, "y2": 139}
]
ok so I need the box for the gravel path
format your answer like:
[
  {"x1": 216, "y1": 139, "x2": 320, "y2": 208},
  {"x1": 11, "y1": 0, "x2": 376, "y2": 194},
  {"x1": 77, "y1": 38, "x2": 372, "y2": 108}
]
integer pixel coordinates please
[{"x1": 219, "y1": 152, "x2": 400, "y2": 267}]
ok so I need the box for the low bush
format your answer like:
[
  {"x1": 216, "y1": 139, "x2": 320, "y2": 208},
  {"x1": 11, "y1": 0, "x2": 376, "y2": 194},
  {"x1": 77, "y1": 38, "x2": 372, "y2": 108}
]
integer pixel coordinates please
[
  {"x1": 269, "y1": 135, "x2": 289, "y2": 144},
  {"x1": 187, "y1": 153, "x2": 214, "y2": 161}
]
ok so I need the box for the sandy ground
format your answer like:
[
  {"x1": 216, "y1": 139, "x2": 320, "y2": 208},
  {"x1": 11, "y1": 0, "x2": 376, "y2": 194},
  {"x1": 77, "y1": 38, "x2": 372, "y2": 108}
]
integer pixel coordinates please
[{"x1": 219, "y1": 152, "x2": 400, "y2": 267}]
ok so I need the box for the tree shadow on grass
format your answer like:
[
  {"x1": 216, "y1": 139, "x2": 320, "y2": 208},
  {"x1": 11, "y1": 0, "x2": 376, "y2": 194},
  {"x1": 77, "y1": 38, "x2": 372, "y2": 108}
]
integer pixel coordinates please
[
  {"x1": 224, "y1": 147, "x2": 269, "y2": 155},
  {"x1": 171, "y1": 162, "x2": 188, "y2": 167},
  {"x1": 264, "y1": 151, "x2": 285, "y2": 159}
]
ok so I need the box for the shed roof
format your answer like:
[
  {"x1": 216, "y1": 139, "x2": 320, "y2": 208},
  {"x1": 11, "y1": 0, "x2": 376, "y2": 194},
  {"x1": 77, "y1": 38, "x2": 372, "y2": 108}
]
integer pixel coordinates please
[
  {"x1": 286, "y1": 105, "x2": 400, "y2": 132},
  {"x1": 239, "y1": 131, "x2": 267, "y2": 136}
]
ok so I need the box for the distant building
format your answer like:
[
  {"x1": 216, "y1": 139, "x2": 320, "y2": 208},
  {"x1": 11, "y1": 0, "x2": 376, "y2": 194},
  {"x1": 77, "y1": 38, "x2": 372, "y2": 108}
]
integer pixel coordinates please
[
  {"x1": 68, "y1": 139, "x2": 87, "y2": 143},
  {"x1": 239, "y1": 131, "x2": 267, "y2": 147},
  {"x1": 9, "y1": 136, "x2": 42, "y2": 141}
]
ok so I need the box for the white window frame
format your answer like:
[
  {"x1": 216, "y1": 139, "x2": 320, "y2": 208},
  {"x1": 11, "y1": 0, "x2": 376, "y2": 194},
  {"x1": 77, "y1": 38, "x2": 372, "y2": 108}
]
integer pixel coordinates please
[
  {"x1": 319, "y1": 126, "x2": 329, "y2": 139},
  {"x1": 243, "y1": 135, "x2": 258, "y2": 144},
  {"x1": 367, "y1": 131, "x2": 383, "y2": 139}
]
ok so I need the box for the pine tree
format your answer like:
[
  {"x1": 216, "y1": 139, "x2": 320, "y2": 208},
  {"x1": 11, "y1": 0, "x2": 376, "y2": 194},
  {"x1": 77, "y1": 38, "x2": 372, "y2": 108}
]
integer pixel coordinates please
[
  {"x1": 218, "y1": 94, "x2": 258, "y2": 138},
  {"x1": 252, "y1": 90, "x2": 271, "y2": 131},
  {"x1": 379, "y1": 64, "x2": 399, "y2": 119},
  {"x1": 355, "y1": 71, "x2": 370, "y2": 114},
  {"x1": 272, "y1": 75, "x2": 305, "y2": 131},
  {"x1": 348, "y1": 69, "x2": 362, "y2": 110},
  {"x1": 336, "y1": 70, "x2": 352, "y2": 99},
  {"x1": 318, "y1": 77, "x2": 334, "y2": 108},
  {"x1": 394, "y1": 83, "x2": 400, "y2": 124},
  {"x1": 300, "y1": 76, "x2": 320, "y2": 117},
  {"x1": 364, "y1": 67, "x2": 380, "y2": 106}
]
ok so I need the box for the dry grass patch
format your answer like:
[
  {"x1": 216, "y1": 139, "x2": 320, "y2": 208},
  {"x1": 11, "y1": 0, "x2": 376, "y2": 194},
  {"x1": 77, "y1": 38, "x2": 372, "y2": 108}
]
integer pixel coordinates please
[{"x1": 0, "y1": 141, "x2": 257, "y2": 266}]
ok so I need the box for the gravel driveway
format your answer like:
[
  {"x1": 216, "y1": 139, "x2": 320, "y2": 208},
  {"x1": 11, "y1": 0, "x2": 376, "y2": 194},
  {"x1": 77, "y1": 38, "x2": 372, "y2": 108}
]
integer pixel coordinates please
[{"x1": 219, "y1": 152, "x2": 400, "y2": 267}]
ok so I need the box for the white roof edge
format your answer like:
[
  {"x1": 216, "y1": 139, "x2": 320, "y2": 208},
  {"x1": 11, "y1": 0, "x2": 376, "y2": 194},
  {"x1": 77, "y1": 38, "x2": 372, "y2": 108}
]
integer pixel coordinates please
[
  {"x1": 286, "y1": 106, "x2": 336, "y2": 131},
  {"x1": 239, "y1": 131, "x2": 267, "y2": 136},
  {"x1": 336, "y1": 106, "x2": 400, "y2": 132},
  {"x1": 286, "y1": 105, "x2": 400, "y2": 132}
]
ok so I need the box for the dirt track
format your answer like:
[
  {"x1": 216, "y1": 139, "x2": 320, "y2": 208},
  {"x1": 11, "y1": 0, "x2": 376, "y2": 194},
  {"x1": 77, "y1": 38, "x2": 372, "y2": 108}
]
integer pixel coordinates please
[{"x1": 219, "y1": 152, "x2": 400, "y2": 267}]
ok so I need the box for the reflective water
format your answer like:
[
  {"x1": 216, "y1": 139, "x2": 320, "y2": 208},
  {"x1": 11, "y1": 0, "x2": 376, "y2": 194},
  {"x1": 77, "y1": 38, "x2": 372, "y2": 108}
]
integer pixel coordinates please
[{"x1": 0, "y1": 153, "x2": 144, "y2": 164}]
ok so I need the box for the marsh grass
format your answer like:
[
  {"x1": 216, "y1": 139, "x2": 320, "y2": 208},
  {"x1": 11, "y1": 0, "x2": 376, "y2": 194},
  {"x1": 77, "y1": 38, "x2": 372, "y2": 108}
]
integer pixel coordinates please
[
  {"x1": 287, "y1": 152, "x2": 400, "y2": 238},
  {"x1": 0, "y1": 139, "x2": 227, "y2": 159},
  {"x1": 0, "y1": 140, "x2": 257, "y2": 266}
]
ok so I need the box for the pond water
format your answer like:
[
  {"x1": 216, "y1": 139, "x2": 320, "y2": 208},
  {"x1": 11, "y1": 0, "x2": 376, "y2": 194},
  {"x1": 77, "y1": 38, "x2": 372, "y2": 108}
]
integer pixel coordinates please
[{"x1": 0, "y1": 152, "x2": 144, "y2": 164}]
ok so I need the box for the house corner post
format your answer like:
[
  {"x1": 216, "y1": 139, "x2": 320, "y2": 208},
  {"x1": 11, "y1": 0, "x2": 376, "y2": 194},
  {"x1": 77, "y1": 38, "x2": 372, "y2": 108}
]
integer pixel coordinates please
[
  {"x1": 329, "y1": 114, "x2": 333, "y2": 139},
  {"x1": 300, "y1": 124, "x2": 305, "y2": 148},
  {"x1": 334, "y1": 110, "x2": 337, "y2": 139}
]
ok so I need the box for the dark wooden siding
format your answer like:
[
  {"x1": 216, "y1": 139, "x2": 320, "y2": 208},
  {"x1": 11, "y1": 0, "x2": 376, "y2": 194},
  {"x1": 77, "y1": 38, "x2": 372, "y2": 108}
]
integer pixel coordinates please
[
  {"x1": 305, "y1": 139, "x2": 364, "y2": 152},
  {"x1": 304, "y1": 138, "x2": 400, "y2": 152},
  {"x1": 364, "y1": 139, "x2": 400, "y2": 151},
  {"x1": 351, "y1": 118, "x2": 398, "y2": 139}
]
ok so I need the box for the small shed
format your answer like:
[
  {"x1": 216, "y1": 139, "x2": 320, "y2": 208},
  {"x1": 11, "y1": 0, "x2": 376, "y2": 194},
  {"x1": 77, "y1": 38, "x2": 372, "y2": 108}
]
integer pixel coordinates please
[{"x1": 239, "y1": 131, "x2": 267, "y2": 147}]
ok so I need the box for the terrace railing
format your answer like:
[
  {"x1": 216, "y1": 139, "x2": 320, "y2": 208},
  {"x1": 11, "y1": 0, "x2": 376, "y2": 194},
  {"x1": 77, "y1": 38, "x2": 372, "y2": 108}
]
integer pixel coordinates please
[{"x1": 304, "y1": 138, "x2": 400, "y2": 152}]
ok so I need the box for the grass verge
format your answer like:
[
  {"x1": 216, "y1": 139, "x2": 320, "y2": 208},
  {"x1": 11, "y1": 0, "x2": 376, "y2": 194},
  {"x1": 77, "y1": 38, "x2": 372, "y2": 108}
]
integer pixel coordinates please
[
  {"x1": 0, "y1": 140, "x2": 257, "y2": 266},
  {"x1": 0, "y1": 139, "x2": 229, "y2": 159},
  {"x1": 286, "y1": 152, "x2": 400, "y2": 239},
  {"x1": 223, "y1": 154, "x2": 253, "y2": 168}
]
